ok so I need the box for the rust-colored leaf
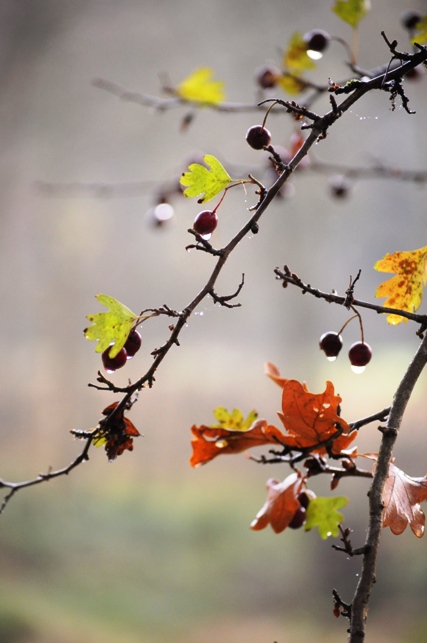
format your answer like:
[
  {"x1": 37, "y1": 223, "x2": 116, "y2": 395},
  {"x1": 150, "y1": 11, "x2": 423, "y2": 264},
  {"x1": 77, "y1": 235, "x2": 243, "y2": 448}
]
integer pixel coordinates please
[
  {"x1": 250, "y1": 472, "x2": 304, "y2": 533},
  {"x1": 93, "y1": 402, "x2": 141, "y2": 462},
  {"x1": 190, "y1": 418, "x2": 287, "y2": 467},
  {"x1": 277, "y1": 379, "x2": 356, "y2": 455},
  {"x1": 265, "y1": 361, "x2": 288, "y2": 388}
]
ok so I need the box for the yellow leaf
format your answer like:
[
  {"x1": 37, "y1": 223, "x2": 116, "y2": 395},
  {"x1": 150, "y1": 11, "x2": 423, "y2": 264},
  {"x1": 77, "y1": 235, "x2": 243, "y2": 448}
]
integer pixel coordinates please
[
  {"x1": 332, "y1": 0, "x2": 371, "y2": 28},
  {"x1": 277, "y1": 74, "x2": 305, "y2": 96},
  {"x1": 374, "y1": 246, "x2": 427, "y2": 324},
  {"x1": 411, "y1": 16, "x2": 427, "y2": 46},
  {"x1": 176, "y1": 68, "x2": 225, "y2": 105},
  {"x1": 180, "y1": 154, "x2": 232, "y2": 203},
  {"x1": 282, "y1": 32, "x2": 315, "y2": 73},
  {"x1": 84, "y1": 294, "x2": 138, "y2": 357}
]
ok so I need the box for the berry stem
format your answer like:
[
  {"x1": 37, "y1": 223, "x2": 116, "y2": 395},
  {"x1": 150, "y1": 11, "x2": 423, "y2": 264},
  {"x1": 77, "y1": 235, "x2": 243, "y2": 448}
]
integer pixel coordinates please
[{"x1": 261, "y1": 100, "x2": 278, "y2": 129}]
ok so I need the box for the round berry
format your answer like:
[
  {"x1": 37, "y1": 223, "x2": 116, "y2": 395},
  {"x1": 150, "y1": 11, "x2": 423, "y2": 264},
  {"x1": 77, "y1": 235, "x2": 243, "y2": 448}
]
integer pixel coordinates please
[
  {"x1": 124, "y1": 329, "x2": 142, "y2": 358},
  {"x1": 246, "y1": 125, "x2": 271, "y2": 150},
  {"x1": 193, "y1": 210, "x2": 218, "y2": 237},
  {"x1": 348, "y1": 341, "x2": 372, "y2": 370},
  {"x1": 298, "y1": 490, "x2": 316, "y2": 509},
  {"x1": 254, "y1": 65, "x2": 281, "y2": 89},
  {"x1": 303, "y1": 29, "x2": 330, "y2": 53},
  {"x1": 401, "y1": 11, "x2": 421, "y2": 31},
  {"x1": 319, "y1": 332, "x2": 343, "y2": 360},
  {"x1": 329, "y1": 175, "x2": 351, "y2": 199},
  {"x1": 102, "y1": 347, "x2": 127, "y2": 373},
  {"x1": 288, "y1": 506, "x2": 306, "y2": 529}
]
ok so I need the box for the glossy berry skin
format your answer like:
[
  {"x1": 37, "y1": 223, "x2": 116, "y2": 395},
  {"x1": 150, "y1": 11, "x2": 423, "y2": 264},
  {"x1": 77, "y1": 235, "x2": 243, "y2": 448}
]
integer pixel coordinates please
[
  {"x1": 348, "y1": 342, "x2": 372, "y2": 367},
  {"x1": 319, "y1": 332, "x2": 343, "y2": 358},
  {"x1": 124, "y1": 329, "x2": 142, "y2": 358},
  {"x1": 193, "y1": 210, "x2": 218, "y2": 236},
  {"x1": 298, "y1": 490, "x2": 316, "y2": 509},
  {"x1": 102, "y1": 347, "x2": 127, "y2": 372},
  {"x1": 303, "y1": 29, "x2": 330, "y2": 52},
  {"x1": 246, "y1": 125, "x2": 271, "y2": 150},
  {"x1": 288, "y1": 506, "x2": 306, "y2": 529}
]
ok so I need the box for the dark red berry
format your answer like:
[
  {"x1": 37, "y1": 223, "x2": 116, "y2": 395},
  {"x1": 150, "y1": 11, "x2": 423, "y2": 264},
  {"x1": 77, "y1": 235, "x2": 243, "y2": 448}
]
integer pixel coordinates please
[
  {"x1": 303, "y1": 29, "x2": 330, "y2": 53},
  {"x1": 124, "y1": 329, "x2": 142, "y2": 358},
  {"x1": 298, "y1": 490, "x2": 316, "y2": 509},
  {"x1": 288, "y1": 506, "x2": 306, "y2": 529},
  {"x1": 348, "y1": 342, "x2": 372, "y2": 368},
  {"x1": 102, "y1": 347, "x2": 127, "y2": 373},
  {"x1": 401, "y1": 11, "x2": 421, "y2": 31},
  {"x1": 193, "y1": 210, "x2": 218, "y2": 237},
  {"x1": 329, "y1": 175, "x2": 351, "y2": 199},
  {"x1": 254, "y1": 65, "x2": 281, "y2": 89},
  {"x1": 246, "y1": 125, "x2": 271, "y2": 150},
  {"x1": 319, "y1": 332, "x2": 343, "y2": 360}
]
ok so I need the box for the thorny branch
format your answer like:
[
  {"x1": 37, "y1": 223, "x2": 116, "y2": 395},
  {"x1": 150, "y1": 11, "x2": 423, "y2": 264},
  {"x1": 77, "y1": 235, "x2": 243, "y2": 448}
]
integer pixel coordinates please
[{"x1": 2, "y1": 34, "x2": 427, "y2": 643}]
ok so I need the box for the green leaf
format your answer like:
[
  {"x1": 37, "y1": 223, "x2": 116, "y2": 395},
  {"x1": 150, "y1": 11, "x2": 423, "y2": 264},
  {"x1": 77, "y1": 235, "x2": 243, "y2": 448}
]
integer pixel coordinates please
[
  {"x1": 176, "y1": 68, "x2": 225, "y2": 105},
  {"x1": 411, "y1": 16, "x2": 427, "y2": 45},
  {"x1": 332, "y1": 0, "x2": 371, "y2": 28},
  {"x1": 180, "y1": 154, "x2": 232, "y2": 203},
  {"x1": 210, "y1": 407, "x2": 258, "y2": 431},
  {"x1": 283, "y1": 32, "x2": 316, "y2": 72},
  {"x1": 84, "y1": 294, "x2": 138, "y2": 357},
  {"x1": 304, "y1": 496, "x2": 349, "y2": 539}
]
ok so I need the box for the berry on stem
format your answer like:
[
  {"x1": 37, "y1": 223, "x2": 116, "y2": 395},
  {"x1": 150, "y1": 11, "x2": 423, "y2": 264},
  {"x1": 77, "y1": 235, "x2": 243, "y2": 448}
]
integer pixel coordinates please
[
  {"x1": 102, "y1": 347, "x2": 128, "y2": 373},
  {"x1": 254, "y1": 65, "x2": 281, "y2": 89},
  {"x1": 303, "y1": 29, "x2": 330, "y2": 55},
  {"x1": 246, "y1": 125, "x2": 271, "y2": 150},
  {"x1": 319, "y1": 332, "x2": 343, "y2": 361},
  {"x1": 348, "y1": 341, "x2": 372, "y2": 373},
  {"x1": 401, "y1": 11, "x2": 421, "y2": 31},
  {"x1": 124, "y1": 329, "x2": 142, "y2": 358},
  {"x1": 193, "y1": 209, "x2": 218, "y2": 237},
  {"x1": 289, "y1": 506, "x2": 306, "y2": 529}
]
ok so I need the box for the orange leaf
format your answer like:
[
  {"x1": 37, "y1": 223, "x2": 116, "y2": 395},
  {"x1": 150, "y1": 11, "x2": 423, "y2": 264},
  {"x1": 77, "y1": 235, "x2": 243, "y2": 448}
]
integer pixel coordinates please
[
  {"x1": 250, "y1": 472, "x2": 304, "y2": 533},
  {"x1": 374, "y1": 245, "x2": 427, "y2": 324},
  {"x1": 190, "y1": 418, "x2": 287, "y2": 467},
  {"x1": 265, "y1": 361, "x2": 288, "y2": 388},
  {"x1": 92, "y1": 402, "x2": 141, "y2": 462},
  {"x1": 381, "y1": 461, "x2": 427, "y2": 537},
  {"x1": 277, "y1": 379, "x2": 356, "y2": 455}
]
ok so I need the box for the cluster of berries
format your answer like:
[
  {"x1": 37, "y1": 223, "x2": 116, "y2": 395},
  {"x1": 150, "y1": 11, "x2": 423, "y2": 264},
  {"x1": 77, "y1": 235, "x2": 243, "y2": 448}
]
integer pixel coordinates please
[
  {"x1": 319, "y1": 332, "x2": 372, "y2": 373},
  {"x1": 102, "y1": 329, "x2": 142, "y2": 373}
]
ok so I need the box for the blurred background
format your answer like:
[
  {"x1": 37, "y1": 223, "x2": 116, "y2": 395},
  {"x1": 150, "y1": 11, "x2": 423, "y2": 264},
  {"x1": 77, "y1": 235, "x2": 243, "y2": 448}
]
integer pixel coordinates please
[{"x1": 0, "y1": 1, "x2": 426, "y2": 641}]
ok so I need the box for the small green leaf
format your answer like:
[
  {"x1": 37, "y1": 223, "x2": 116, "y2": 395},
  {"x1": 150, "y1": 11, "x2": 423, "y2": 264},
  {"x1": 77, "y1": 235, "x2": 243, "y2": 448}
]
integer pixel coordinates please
[
  {"x1": 180, "y1": 154, "x2": 232, "y2": 203},
  {"x1": 176, "y1": 68, "x2": 225, "y2": 105},
  {"x1": 304, "y1": 496, "x2": 349, "y2": 539},
  {"x1": 411, "y1": 16, "x2": 427, "y2": 45},
  {"x1": 84, "y1": 294, "x2": 138, "y2": 357},
  {"x1": 211, "y1": 407, "x2": 258, "y2": 431},
  {"x1": 332, "y1": 0, "x2": 371, "y2": 28},
  {"x1": 283, "y1": 32, "x2": 316, "y2": 72}
]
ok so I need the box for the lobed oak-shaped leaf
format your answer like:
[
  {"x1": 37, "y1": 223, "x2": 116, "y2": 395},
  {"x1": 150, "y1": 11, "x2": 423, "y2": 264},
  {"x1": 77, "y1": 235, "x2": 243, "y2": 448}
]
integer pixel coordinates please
[
  {"x1": 332, "y1": 0, "x2": 371, "y2": 28},
  {"x1": 277, "y1": 378, "x2": 356, "y2": 455},
  {"x1": 176, "y1": 67, "x2": 225, "y2": 105},
  {"x1": 210, "y1": 407, "x2": 258, "y2": 431},
  {"x1": 374, "y1": 245, "x2": 427, "y2": 324},
  {"x1": 180, "y1": 154, "x2": 232, "y2": 203},
  {"x1": 84, "y1": 294, "x2": 138, "y2": 358},
  {"x1": 250, "y1": 472, "x2": 304, "y2": 533},
  {"x1": 377, "y1": 458, "x2": 427, "y2": 538},
  {"x1": 304, "y1": 496, "x2": 349, "y2": 539},
  {"x1": 190, "y1": 418, "x2": 287, "y2": 467},
  {"x1": 282, "y1": 32, "x2": 315, "y2": 72}
]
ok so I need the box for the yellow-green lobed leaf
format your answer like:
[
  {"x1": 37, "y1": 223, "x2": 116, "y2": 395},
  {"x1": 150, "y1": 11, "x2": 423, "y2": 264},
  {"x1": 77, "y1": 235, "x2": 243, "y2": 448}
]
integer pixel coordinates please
[
  {"x1": 176, "y1": 68, "x2": 225, "y2": 105},
  {"x1": 282, "y1": 32, "x2": 315, "y2": 72},
  {"x1": 180, "y1": 154, "x2": 232, "y2": 203},
  {"x1": 411, "y1": 16, "x2": 427, "y2": 45},
  {"x1": 332, "y1": 0, "x2": 371, "y2": 28},
  {"x1": 210, "y1": 407, "x2": 258, "y2": 431},
  {"x1": 304, "y1": 496, "x2": 349, "y2": 539},
  {"x1": 84, "y1": 294, "x2": 138, "y2": 357}
]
